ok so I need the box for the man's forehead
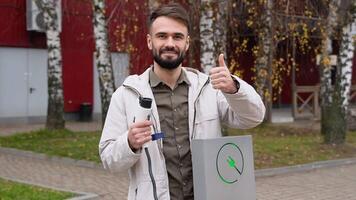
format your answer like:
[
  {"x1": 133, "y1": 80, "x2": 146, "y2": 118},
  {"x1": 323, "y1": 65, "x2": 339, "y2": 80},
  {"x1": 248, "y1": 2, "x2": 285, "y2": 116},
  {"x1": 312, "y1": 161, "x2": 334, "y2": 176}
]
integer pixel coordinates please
[
  {"x1": 150, "y1": 16, "x2": 188, "y2": 35},
  {"x1": 154, "y1": 31, "x2": 185, "y2": 35}
]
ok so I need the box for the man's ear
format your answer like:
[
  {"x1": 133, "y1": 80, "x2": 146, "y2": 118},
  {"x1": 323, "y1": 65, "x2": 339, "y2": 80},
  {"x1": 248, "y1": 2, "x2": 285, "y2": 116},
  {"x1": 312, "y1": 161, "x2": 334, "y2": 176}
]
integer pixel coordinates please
[
  {"x1": 185, "y1": 35, "x2": 190, "y2": 51},
  {"x1": 147, "y1": 34, "x2": 152, "y2": 50}
]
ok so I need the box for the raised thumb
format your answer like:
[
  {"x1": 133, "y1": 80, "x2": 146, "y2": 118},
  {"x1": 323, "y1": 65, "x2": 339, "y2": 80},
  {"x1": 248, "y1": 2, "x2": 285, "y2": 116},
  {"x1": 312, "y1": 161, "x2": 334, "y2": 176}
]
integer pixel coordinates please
[{"x1": 218, "y1": 53, "x2": 226, "y2": 67}]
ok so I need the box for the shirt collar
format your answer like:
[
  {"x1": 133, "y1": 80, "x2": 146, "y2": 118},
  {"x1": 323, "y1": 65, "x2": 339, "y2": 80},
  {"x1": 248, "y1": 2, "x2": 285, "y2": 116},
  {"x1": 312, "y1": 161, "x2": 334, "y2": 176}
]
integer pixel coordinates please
[{"x1": 149, "y1": 67, "x2": 191, "y2": 88}]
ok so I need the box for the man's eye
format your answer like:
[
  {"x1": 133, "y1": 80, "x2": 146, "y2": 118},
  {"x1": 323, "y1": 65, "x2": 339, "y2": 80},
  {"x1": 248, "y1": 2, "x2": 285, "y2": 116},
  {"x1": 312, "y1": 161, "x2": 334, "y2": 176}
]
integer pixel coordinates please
[
  {"x1": 157, "y1": 35, "x2": 166, "y2": 39},
  {"x1": 174, "y1": 35, "x2": 184, "y2": 40}
]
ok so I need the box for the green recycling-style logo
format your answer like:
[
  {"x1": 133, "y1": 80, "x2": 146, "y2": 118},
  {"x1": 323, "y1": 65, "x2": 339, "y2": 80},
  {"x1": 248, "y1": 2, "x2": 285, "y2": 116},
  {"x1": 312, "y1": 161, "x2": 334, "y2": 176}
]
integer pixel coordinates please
[{"x1": 216, "y1": 143, "x2": 244, "y2": 184}]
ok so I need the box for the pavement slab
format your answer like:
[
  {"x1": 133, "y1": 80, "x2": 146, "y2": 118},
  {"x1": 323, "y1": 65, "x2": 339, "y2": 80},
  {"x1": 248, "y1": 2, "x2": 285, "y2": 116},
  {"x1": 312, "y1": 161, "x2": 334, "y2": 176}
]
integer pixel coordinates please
[{"x1": 256, "y1": 163, "x2": 356, "y2": 200}]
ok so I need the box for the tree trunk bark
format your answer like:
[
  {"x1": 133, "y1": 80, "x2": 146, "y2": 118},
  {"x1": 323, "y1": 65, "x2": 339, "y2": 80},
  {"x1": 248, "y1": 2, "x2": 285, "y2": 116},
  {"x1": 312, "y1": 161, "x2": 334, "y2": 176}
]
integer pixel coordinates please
[
  {"x1": 93, "y1": 0, "x2": 116, "y2": 127},
  {"x1": 40, "y1": 0, "x2": 65, "y2": 130},
  {"x1": 188, "y1": 0, "x2": 201, "y2": 69},
  {"x1": 200, "y1": 0, "x2": 215, "y2": 74},
  {"x1": 214, "y1": 0, "x2": 227, "y2": 58},
  {"x1": 255, "y1": 0, "x2": 274, "y2": 122},
  {"x1": 320, "y1": 0, "x2": 338, "y2": 141},
  {"x1": 326, "y1": 23, "x2": 355, "y2": 144},
  {"x1": 320, "y1": 0, "x2": 354, "y2": 144}
]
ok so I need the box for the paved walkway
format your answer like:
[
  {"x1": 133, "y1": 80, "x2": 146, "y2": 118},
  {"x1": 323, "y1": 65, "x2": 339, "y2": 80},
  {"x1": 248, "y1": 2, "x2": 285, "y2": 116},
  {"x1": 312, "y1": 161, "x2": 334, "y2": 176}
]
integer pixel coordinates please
[{"x1": 0, "y1": 148, "x2": 356, "y2": 200}]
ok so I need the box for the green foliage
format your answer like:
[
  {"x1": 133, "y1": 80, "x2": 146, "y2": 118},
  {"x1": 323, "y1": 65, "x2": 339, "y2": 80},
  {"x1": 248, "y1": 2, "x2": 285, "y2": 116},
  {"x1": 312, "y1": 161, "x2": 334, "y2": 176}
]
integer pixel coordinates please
[
  {"x1": 0, "y1": 129, "x2": 101, "y2": 163},
  {"x1": 0, "y1": 178, "x2": 74, "y2": 200}
]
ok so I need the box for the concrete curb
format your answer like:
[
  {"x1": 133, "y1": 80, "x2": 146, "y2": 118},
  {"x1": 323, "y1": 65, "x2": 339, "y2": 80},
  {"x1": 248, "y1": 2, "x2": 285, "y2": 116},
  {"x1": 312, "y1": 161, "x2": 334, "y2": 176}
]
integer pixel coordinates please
[
  {"x1": 255, "y1": 157, "x2": 356, "y2": 177},
  {"x1": 0, "y1": 176, "x2": 98, "y2": 200}
]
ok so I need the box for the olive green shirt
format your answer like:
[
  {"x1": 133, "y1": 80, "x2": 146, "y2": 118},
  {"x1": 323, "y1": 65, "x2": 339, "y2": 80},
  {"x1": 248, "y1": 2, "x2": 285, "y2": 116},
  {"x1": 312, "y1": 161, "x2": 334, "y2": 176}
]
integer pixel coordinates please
[{"x1": 149, "y1": 68, "x2": 194, "y2": 200}]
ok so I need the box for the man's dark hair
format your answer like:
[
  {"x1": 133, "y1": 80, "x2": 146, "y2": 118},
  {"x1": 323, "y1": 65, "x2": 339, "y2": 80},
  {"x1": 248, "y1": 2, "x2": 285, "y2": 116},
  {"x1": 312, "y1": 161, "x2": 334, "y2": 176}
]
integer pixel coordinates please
[{"x1": 148, "y1": 2, "x2": 190, "y2": 33}]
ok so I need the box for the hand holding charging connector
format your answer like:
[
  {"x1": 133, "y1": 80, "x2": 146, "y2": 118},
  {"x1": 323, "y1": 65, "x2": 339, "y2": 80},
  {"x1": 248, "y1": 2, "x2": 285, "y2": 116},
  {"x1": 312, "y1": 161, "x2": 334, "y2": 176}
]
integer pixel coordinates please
[
  {"x1": 128, "y1": 97, "x2": 153, "y2": 151},
  {"x1": 128, "y1": 97, "x2": 164, "y2": 151}
]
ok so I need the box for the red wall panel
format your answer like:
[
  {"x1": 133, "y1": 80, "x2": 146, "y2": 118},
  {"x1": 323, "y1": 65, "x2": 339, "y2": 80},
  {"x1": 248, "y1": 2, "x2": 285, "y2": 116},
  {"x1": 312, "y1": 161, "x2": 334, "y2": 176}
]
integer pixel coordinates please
[
  {"x1": 61, "y1": 0, "x2": 94, "y2": 112},
  {"x1": 0, "y1": 0, "x2": 46, "y2": 48},
  {"x1": 106, "y1": 0, "x2": 151, "y2": 75}
]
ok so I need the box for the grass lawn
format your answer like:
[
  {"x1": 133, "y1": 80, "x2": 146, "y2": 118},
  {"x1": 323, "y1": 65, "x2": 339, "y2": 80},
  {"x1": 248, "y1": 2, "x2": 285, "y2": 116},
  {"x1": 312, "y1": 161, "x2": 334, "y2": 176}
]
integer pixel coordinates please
[
  {"x1": 0, "y1": 178, "x2": 74, "y2": 200},
  {"x1": 0, "y1": 129, "x2": 101, "y2": 163},
  {"x1": 0, "y1": 125, "x2": 356, "y2": 169}
]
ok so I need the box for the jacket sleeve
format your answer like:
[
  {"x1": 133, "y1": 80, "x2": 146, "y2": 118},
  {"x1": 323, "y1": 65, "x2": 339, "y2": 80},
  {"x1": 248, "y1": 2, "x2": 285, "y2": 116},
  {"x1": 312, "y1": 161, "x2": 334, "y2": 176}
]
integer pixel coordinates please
[
  {"x1": 217, "y1": 76, "x2": 266, "y2": 129},
  {"x1": 99, "y1": 88, "x2": 141, "y2": 173}
]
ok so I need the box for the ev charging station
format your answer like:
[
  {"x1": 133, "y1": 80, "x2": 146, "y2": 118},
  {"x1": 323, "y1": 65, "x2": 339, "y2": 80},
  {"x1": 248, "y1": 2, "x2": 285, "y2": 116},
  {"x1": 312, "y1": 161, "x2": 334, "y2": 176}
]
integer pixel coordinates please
[{"x1": 191, "y1": 135, "x2": 256, "y2": 200}]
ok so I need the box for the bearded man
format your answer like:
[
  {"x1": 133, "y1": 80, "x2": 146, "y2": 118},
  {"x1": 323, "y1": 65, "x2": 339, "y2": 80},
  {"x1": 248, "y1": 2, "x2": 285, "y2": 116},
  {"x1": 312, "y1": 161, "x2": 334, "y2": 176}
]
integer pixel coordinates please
[{"x1": 99, "y1": 3, "x2": 265, "y2": 200}]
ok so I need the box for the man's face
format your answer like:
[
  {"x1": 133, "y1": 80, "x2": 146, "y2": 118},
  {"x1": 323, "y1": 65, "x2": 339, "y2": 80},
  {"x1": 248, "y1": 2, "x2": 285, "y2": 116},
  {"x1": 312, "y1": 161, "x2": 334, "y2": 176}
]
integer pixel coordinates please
[{"x1": 147, "y1": 16, "x2": 190, "y2": 70}]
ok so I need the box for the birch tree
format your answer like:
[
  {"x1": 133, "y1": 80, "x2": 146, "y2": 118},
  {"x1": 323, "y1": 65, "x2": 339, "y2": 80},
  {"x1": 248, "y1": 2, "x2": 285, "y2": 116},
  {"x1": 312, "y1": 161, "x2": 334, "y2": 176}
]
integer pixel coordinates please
[
  {"x1": 320, "y1": 0, "x2": 356, "y2": 144},
  {"x1": 200, "y1": 0, "x2": 215, "y2": 73},
  {"x1": 93, "y1": 0, "x2": 116, "y2": 126},
  {"x1": 36, "y1": 0, "x2": 65, "y2": 130},
  {"x1": 188, "y1": 0, "x2": 201, "y2": 69},
  {"x1": 241, "y1": 0, "x2": 274, "y2": 122},
  {"x1": 255, "y1": 0, "x2": 274, "y2": 122},
  {"x1": 214, "y1": 0, "x2": 228, "y2": 58}
]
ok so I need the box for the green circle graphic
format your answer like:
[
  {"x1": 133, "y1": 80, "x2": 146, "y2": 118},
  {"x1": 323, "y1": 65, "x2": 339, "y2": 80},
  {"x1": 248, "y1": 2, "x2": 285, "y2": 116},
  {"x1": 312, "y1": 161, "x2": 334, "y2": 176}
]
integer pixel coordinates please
[{"x1": 216, "y1": 142, "x2": 244, "y2": 184}]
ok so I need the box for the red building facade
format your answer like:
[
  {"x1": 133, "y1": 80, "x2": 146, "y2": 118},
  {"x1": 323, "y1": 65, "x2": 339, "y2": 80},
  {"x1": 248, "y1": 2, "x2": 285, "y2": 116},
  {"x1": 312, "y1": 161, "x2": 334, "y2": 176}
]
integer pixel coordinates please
[
  {"x1": 0, "y1": 0, "x2": 355, "y2": 116},
  {"x1": 0, "y1": 0, "x2": 151, "y2": 113}
]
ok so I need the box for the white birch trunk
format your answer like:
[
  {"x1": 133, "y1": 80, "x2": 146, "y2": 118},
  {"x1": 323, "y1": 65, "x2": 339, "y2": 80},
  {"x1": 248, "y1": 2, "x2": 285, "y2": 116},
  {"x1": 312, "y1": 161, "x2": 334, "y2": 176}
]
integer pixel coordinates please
[
  {"x1": 39, "y1": 0, "x2": 65, "y2": 129},
  {"x1": 320, "y1": 38, "x2": 333, "y2": 106},
  {"x1": 200, "y1": 0, "x2": 215, "y2": 74},
  {"x1": 320, "y1": 0, "x2": 339, "y2": 107},
  {"x1": 341, "y1": 24, "x2": 355, "y2": 107},
  {"x1": 93, "y1": 0, "x2": 115, "y2": 125}
]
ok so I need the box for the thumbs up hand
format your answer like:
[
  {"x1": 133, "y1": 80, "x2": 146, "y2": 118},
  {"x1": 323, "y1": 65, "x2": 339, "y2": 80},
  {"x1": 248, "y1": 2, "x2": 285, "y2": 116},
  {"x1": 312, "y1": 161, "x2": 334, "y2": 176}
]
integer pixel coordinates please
[{"x1": 209, "y1": 54, "x2": 238, "y2": 94}]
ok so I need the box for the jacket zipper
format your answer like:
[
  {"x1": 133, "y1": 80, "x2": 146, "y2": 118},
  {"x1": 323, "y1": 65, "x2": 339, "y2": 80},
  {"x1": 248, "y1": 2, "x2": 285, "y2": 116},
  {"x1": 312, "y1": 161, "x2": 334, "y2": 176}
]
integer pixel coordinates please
[{"x1": 191, "y1": 78, "x2": 210, "y2": 140}]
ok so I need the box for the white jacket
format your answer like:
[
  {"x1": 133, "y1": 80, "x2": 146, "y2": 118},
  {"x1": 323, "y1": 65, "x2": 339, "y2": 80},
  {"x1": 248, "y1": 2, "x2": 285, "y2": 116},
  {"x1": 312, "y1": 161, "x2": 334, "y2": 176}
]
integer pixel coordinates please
[{"x1": 99, "y1": 67, "x2": 265, "y2": 200}]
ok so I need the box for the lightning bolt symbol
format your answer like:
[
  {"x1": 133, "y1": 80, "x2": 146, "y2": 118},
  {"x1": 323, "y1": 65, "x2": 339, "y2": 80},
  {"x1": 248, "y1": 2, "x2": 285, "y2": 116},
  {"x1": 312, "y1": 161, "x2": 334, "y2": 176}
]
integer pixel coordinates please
[{"x1": 227, "y1": 156, "x2": 242, "y2": 175}]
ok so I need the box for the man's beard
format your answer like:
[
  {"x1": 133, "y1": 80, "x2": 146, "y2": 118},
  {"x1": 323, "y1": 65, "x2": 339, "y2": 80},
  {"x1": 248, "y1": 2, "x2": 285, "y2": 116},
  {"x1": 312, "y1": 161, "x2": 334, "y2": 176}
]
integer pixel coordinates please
[{"x1": 152, "y1": 46, "x2": 185, "y2": 70}]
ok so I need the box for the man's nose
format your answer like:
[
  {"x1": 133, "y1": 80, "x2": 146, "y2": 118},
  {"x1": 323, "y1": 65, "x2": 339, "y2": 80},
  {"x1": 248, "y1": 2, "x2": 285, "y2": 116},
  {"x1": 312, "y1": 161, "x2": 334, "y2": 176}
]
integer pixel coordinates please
[{"x1": 165, "y1": 37, "x2": 175, "y2": 47}]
